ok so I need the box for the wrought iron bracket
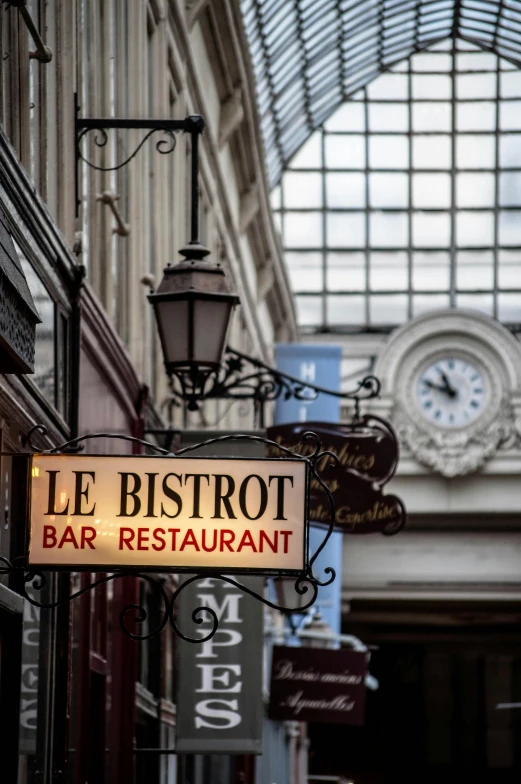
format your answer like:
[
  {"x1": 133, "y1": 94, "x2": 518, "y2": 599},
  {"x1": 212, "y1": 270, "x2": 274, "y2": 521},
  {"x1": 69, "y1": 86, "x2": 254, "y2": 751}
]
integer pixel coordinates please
[
  {"x1": 166, "y1": 345, "x2": 381, "y2": 425},
  {"x1": 74, "y1": 100, "x2": 205, "y2": 225},
  {"x1": 2, "y1": 427, "x2": 338, "y2": 644}
]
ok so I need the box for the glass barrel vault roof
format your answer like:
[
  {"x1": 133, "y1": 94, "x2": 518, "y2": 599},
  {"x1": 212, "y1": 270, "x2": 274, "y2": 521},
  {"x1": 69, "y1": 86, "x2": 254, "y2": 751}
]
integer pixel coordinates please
[{"x1": 241, "y1": 0, "x2": 521, "y2": 187}]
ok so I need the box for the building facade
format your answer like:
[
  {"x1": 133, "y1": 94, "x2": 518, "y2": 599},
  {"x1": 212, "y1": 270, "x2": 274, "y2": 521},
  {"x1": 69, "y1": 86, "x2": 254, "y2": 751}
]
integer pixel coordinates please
[{"x1": 0, "y1": 1, "x2": 297, "y2": 782}]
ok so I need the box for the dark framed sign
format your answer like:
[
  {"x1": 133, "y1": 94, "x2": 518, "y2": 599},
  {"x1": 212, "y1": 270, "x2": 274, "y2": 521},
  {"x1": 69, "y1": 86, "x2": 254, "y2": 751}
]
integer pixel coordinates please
[
  {"x1": 176, "y1": 575, "x2": 264, "y2": 753},
  {"x1": 267, "y1": 417, "x2": 406, "y2": 535},
  {"x1": 269, "y1": 645, "x2": 367, "y2": 725}
]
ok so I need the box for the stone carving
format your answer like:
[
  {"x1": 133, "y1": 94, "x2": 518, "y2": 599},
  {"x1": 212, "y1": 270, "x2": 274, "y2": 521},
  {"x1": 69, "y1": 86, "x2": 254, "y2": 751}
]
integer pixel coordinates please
[{"x1": 393, "y1": 396, "x2": 515, "y2": 477}]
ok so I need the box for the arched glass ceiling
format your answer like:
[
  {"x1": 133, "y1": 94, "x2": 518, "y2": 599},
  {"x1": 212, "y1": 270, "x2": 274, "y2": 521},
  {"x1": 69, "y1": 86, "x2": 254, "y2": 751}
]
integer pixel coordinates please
[{"x1": 241, "y1": 0, "x2": 521, "y2": 186}]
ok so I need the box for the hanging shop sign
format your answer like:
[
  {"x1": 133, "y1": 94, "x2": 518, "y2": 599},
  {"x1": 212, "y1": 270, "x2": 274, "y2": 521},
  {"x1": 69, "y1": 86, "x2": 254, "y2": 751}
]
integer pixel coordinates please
[
  {"x1": 269, "y1": 645, "x2": 367, "y2": 725},
  {"x1": 176, "y1": 575, "x2": 264, "y2": 753},
  {"x1": 267, "y1": 417, "x2": 406, "y2": 535},
  {"x1": 28, "y1": 454, "x2": 307, "y2": 572}
]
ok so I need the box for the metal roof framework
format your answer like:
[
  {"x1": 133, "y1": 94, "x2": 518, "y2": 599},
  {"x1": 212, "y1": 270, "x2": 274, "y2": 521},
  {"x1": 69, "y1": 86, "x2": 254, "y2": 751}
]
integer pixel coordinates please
[{"x1": 241, "y1": 0, "x2": 521, "y2": 186}]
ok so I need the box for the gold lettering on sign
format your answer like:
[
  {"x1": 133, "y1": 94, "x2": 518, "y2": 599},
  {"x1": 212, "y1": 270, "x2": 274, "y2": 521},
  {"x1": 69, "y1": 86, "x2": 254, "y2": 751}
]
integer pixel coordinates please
[{"x1": 268, "y1": 436, "x2": 377, "y2": 474}]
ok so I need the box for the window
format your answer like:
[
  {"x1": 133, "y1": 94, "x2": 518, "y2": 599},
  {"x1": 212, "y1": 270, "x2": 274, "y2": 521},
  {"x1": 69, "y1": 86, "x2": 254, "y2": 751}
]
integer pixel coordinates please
[{"x1": 274, "y1": 40, "x2": 521, "y2": 331}]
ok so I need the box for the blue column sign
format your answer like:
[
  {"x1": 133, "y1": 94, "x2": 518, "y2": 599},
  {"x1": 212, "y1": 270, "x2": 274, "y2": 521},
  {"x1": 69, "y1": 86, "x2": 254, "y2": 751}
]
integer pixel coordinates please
[{"x1": 273, "y1": 344, "x2": 343, "y2": 637}]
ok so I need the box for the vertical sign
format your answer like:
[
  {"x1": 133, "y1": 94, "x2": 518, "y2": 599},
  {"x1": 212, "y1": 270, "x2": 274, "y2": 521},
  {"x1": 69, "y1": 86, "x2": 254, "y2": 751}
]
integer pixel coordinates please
[
  {"x1": 274, "y1": 343, "x2": 343, "y2": 636},
  {"x1": 274, "y1": 344, "x2": 343, "y2": 424},
  {"x1": 19, "y1": 587, "x2": 40, "y2": 753},
  {"x1": 175, "y1": 575, "x2": 264, "y2": 753}
]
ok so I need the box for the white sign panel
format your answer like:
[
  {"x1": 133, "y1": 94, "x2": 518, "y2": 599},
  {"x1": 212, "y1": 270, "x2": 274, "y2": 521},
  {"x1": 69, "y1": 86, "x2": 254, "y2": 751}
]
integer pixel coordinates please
[{"x1": 28, "y1": 454, "x2": 307, "y2": 572}]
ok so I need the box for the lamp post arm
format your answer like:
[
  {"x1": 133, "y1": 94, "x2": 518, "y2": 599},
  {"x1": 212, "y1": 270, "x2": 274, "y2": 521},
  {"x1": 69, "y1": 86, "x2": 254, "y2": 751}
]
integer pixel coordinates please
[
  {"x1": 167, "y1": 347, "x2": 381, "y2": 421},
  {"x1": 226, "y1": 346, "x2": 381, "y2": 402}
]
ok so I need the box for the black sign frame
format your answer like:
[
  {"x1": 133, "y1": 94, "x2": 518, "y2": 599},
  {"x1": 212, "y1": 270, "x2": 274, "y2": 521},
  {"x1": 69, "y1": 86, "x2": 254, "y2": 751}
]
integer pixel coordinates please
[{"x1": 0, "y1": 424, "x2": 339, "y2": 643}]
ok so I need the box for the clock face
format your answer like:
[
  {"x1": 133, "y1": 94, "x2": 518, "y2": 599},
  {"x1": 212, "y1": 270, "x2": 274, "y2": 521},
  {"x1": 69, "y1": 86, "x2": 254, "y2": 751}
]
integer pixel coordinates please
[{"x1": 416, "y1": 356, "x2": 488, "y2": 428}]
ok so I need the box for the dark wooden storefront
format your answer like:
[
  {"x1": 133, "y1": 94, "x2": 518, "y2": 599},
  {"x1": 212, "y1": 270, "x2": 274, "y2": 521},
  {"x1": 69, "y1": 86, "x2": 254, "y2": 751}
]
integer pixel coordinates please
[{"x1": 308, "y1": 600, "x2": 521, "y2": 784}]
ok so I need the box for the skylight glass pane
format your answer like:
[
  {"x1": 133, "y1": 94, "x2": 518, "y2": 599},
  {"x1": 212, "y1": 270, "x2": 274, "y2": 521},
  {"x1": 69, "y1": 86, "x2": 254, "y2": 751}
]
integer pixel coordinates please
[
  {"x1": 285, "y1": 212, "x2": 323, "y2": 247},
  {"x1": 368, "y1": 103, "x2": 409, "y2": 132},
  {"x1": 499, "y1": 100, "x2": 521, "y2": 130},
  {"x1": 413, "y1": 173, "x2": 451, "y2": 208},
  {"x1": 412, "y1": 73, "x2": 452, "y2": 99},
  {"x1": 412, "y1": 213, "x2": 451, "y2": 247},
  {"x1": 498, "y1": 249, "x2": 521, "y2": 288},
  {"x1": 456, "y1": 135, "x2": 495, "y2": 169},
  {"x1": 327, "y1": 212, "x2": 366, "y2": 246},
  {"x1": 290, "y1": 133, "x2": 322, "y2": 169},
  {"x1": 413, "y1": 136, "x2": 451, "y2": 169},
  {"x1": 296, "y1": 295, "x2": 323, "y2": 325},
  {"x1": 456, "y1": 172, "x2": 496, "y2": 207},
  {"x1": 370, "y1": 212, "x2": 408, "y2": 247},
  {"x1": 456, "y1": 101, "x2": 496, "y2": 131},
  {"x1": 499, "y1": 171, "x2": 521, "y2": 205},
  {"x1": 370, "y1": 173, "x2": 409, "y2": 208},
  {"x1": 369, "y1": 251, "x2": 408, "y2": 290},
  {"x1": 413, "y1": 102, "x2": 452, "y2": 131},
  {"x1": 327, "y1": 251, "x2": 365, "y2": 290},
  {"x1": 327, "y1": 295, "x2": 366, "y2": 325},
  {"x1": 325, "y1": 134, "x2": 365, "y2": 168},
  {"x1": 412, "y1": 251, "x2": 451, "y2": 290},
  {"x1": 456, "y1": 251, "x2": 494, "y2": 289},
  {"x1": 285, "y1": 252, "x2": 323, "y2": 291},
  {"x1": 369, "y1": 135, "x2": 409, "y2": 169},
  {"x1": 366, "y1": 73, "x2": 408, "y2": 99},
  {"x1": 369, "y1": 294, "x2": 408, "y2": 323},
  {"x1": 326, "y1": 172, "x2": 366, "y2": 208},
  {"x1": 325, "y1": 102, "x2": 365, "y2": 132},
  {"x1": 284, "y1": 172, "x2": 323, "y2": 207}
]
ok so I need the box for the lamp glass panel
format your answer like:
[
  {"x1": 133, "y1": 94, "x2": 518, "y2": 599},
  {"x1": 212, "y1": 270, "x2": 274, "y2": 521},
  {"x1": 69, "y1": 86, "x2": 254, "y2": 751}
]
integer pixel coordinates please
[
  {"x1": 193, "y1": 299, "x2": 233, "y2": 366},
  {"x1": 155, "y1": 299, "x2": 189, "y2": 365}
]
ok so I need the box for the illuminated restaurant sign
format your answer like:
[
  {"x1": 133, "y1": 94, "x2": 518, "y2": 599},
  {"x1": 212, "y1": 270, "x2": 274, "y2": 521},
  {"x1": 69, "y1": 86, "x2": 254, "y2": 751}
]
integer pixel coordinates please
[{"x1": 28, "y1": 454, "x2": 307, "y2": 572}]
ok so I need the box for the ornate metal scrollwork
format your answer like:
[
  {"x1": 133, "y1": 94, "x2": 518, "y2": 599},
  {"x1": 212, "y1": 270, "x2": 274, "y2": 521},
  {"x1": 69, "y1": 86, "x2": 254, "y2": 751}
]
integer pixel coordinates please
[
  {"x1": 167, "y1": 346, "x2": 381, "y2": 416},
  {"x1": 3, "y1": 429, "x2": 338, "y2": 643},
  {"x1": 77, "y1": 126, "x2": 177, "y2": 172}
]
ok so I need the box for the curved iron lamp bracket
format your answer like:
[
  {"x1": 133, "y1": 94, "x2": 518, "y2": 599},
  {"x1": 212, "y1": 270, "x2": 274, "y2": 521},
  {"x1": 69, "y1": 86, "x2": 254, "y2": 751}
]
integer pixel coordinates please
[
  {"x1": 74, "y1": 103, "x2": 205, "y2": 218},
  {"x1": 168, "y1": 346, "x2": 381, "y2": 422},
  {"x1": 2, "y1": 427, "x2": 338, "y2": 643}
]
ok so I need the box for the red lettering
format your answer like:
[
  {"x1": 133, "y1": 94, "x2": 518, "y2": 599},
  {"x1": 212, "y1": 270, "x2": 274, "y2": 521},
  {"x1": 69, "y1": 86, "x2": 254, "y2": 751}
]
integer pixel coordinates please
[
  {"x1": 80, "y1": 526, "x2": 97, "y2": 549},
  {"x1": 168, "y1": 528, "x2": 181, "y2": 549},
  {"x1": 201, "y1": 529, "x2": 218, "y2": 552},
  {"x1": 58, "y1": 525, "x2": 79, "y2": 549},
  {"x1": 259, "y1": 530, "x2": 278, "y2": 553},
  {"x1": 180, "y1": 528, "x2": 200, "y2": 551},
  {"x1": 137, "y1": 528, "x2": 149, "y2": 550},
  {"x1": 220, "y1": 529, "x2": 235, "y2": 552},
  {"x1": 119, "y1": 528, "x2": 135, "y2": 550},
  {"x1": 43, "y1": 525, "x2": 57, "y2": 548},
  {"x1": 280, "y1": 530, "x2": 293, "y2": 553},
  {"x1": 237, "y1": 529, "x2": 257, "y2": 552},
  {"x1": 152, "y1": 528, "x2": 166, "y2": 551}
]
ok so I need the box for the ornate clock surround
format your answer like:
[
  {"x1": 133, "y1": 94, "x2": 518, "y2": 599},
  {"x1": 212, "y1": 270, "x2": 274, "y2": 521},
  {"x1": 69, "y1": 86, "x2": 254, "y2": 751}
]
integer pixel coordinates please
[{"x1": 373, "y1": 309, "x2": 521, "y2": 477}]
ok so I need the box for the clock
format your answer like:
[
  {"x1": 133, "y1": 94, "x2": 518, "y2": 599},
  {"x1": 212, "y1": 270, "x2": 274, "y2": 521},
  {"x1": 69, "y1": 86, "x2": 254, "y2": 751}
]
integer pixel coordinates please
[
  {"x1": 373, "y1": 309, "x2": 521, "y2": 476},
  {"x1": 416, "y1": 356, "x2": 489, "y2": 429}
]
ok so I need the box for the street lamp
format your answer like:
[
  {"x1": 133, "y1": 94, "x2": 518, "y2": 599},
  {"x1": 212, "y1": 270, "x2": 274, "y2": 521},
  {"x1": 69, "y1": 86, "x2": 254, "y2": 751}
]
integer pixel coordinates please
[
  {"x1": 74, "y1": 109, "x2": 380, "y2": 419},
  {"x1": 148, "y1": 241, "x2": 239, "y2": 373}
]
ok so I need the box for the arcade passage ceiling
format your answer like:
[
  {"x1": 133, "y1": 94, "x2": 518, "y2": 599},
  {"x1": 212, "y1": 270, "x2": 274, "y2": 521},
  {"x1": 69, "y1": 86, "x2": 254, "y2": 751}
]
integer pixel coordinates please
[
  {"x1": 241, "y1": 1, "x2": 521, "y2": 332},
  {"x1": 242, "y1": 1, "x2": 521, "y2": 186}
]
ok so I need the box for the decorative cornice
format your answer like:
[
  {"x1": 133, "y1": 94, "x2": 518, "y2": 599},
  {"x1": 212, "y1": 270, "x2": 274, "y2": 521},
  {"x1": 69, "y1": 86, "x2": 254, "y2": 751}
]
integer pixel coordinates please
[{"x1": 393, "y1": 396, "x2": 515, "y2": 477}]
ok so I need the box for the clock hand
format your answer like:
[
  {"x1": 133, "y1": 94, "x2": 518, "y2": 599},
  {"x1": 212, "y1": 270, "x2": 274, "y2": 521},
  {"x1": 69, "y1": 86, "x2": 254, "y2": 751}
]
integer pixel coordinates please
[
  {"x1": 422, "y1": 379, "x2": 447, "y2": 392},
  {"x1": 439, "y1": 371, "x2": 457, "y2": 399}
]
